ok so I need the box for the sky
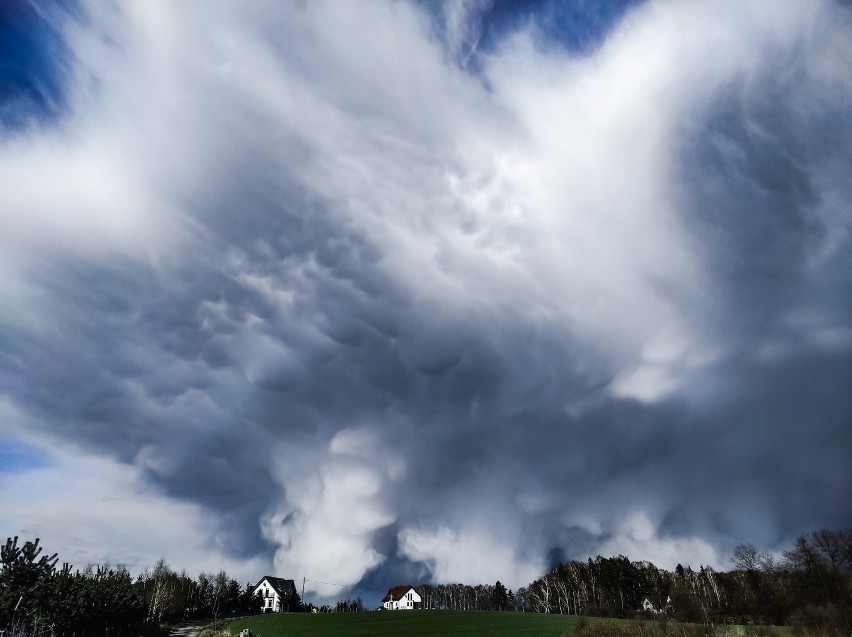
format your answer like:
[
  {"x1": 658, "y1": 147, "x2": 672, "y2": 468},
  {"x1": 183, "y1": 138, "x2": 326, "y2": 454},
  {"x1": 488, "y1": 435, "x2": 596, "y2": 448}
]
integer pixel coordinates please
[{"x1": 1, "y1": 0, "x2": 852, "y2": 605}]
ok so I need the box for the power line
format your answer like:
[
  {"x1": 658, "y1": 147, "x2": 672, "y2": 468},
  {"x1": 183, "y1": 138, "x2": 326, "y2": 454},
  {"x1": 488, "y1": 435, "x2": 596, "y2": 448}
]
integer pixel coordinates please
[{"x1": 303, "y1": 577, "x2": 388, "y2": 592}]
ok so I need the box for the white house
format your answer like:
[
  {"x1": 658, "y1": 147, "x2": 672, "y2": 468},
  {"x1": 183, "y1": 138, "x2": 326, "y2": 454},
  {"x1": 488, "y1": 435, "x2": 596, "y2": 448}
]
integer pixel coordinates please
[
  {"x1": 381, "y1": 585, "x2": 421, "y2": 610},
  {"x1": 640, "y1": 596, "x2": 672, "y2": 614},
  {"x1": 253, "y1": 576, "x2": 298, "y2": 613}
]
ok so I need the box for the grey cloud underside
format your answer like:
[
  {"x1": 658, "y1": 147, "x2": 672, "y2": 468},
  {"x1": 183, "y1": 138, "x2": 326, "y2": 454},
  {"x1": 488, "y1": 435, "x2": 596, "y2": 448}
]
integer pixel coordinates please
[{"x1": 3, "y1": 0, "x2": 852, "y2": 590}]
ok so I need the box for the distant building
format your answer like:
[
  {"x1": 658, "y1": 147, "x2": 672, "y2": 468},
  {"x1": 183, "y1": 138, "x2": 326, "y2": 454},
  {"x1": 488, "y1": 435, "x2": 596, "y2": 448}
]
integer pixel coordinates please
[
  {"x1": 253, "y1": 576, "x2": 298, "y2": 613},
  {"x1": 640, "y1": 596, "x2": 672, "y2": 614},
  {"x1": 381, "y1": 585, "x2": 421, "y2": 610}
]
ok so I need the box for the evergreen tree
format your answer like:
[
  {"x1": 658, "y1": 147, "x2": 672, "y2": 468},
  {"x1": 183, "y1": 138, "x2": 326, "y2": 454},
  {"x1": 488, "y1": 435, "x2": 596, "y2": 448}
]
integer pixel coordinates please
[
  {"x1": 493, "y1": 580, "x2": 509, "y2": 610},
  {"x1": 0, "y1": 536, "x2": 57, "y2": 629}
]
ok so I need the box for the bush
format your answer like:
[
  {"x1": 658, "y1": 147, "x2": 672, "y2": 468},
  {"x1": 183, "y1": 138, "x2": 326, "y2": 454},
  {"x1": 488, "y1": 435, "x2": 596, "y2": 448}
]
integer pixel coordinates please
[
  {"x1": 789, "y1": 602, "x2": 850, "y2": 637},
  {"x1": 571, "y1": 616, "x2": 730, "y2": 637}
]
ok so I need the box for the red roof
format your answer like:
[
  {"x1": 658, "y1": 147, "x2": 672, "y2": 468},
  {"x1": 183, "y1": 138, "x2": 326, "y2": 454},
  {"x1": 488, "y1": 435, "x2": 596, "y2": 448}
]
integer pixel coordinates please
[{"x1": 382, "y1": 585, "x2": 414, "y2": 603}]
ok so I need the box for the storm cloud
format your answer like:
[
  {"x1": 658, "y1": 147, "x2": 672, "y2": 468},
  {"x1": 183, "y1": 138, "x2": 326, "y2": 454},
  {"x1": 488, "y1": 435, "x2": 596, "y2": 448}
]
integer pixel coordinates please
[{"x1": 2, "y1": 0, "x2": 851, "y2": 600}]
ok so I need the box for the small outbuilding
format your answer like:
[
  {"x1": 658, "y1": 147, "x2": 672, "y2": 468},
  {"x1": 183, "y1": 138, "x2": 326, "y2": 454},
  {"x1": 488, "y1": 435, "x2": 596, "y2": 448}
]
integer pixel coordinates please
[{"x1": 381, "y1": 585, "x2": 421, "y2": 610}]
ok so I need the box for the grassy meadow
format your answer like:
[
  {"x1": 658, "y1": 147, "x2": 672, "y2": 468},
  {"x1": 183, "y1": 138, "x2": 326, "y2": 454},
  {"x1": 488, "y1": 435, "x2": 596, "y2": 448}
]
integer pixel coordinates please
[
  {"x1": 222, "y1": 611, "x2": 795, "y2": 637},
  {"x1": 224, "y1": 610, "x2": 584, "y2": 637}
]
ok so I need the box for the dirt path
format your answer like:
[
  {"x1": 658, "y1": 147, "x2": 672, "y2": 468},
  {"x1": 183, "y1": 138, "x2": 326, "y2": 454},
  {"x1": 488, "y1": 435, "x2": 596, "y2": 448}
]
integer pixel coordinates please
[{"x1": 169, "y1": 624, "x2": 206, "y2": 637}]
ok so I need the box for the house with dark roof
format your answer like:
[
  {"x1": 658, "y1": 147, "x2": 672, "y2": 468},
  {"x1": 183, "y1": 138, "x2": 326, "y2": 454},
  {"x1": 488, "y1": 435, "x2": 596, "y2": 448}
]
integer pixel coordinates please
[
  {"x1": 381, "y1": 585, "x2": 421, "y2": 610},
  {"x1": 253, "y1": 576, "x2": 299, "y2": 612}
]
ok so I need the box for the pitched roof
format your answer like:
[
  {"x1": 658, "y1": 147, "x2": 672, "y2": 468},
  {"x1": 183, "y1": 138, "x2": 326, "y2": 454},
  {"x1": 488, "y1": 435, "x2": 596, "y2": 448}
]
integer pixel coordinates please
[
  {"x1": 255, "y1": 576, "x2": 297, "y2": 597},
  {"x1": 382, "y1": 585, "x2": 415, "y2": 603}
]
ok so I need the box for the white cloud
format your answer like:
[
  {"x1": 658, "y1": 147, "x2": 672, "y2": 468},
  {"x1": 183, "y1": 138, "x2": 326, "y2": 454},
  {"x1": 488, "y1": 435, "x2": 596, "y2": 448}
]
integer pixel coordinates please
[
  {"x1": 598, "y1": 511, "x2": 721, "y2": 570},
  {"x1": 398, "y1": 525, "x2": 544, "y2": 588},
  {"x1": 262, "y1": 428, "x2": 403, "y2": 599}
]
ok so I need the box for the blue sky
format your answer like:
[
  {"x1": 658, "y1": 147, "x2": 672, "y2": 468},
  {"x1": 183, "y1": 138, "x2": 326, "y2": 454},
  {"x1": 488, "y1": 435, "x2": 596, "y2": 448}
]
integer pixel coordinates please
[
  {"x1": 476, "y1": 0, "x2": 645, "y2": 52},
  {"x1": 0, "y1": 0, "x2": 73, "y2": 130},
  {"x1": 0, "y1": 439, "x2": 51, "y2": 472},
  {"x1": 1, "y1": 0, "x2": 851, "y2": 606}
]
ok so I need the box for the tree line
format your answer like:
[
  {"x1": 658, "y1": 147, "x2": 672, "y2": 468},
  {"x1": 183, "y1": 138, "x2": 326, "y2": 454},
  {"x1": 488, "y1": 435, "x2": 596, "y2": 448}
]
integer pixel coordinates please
[
  {"x1": 0, "y1": 537, "x2": 260, "y2": 636},
  {"x1": 4, "y1": 529, "x2": 850, "y2": 635},
  {"x1": 516, "y1": 529, "x2": 852, "y2": 635},
  {"x1": 415, "y1": 580, "x2": 516, "y2": 611},
  {"x1": 407, "y1": 529, "x2": 852, "y2": 636}
]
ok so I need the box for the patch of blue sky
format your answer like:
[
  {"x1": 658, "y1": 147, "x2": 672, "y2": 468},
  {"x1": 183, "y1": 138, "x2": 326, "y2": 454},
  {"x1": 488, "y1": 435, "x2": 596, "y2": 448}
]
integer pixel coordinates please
[
  {"x1": 0, "y1": 439, "x2": 54, "y2": 473},
  {"x1": 478, "y1": 0, "x2": 646, "y2": 54},
  {"x1": 0, "y1": 0, "x2": 78, "y2": 133},
  {"x1": 420, "y1": 0, "x2": 645, "y2": 73}
]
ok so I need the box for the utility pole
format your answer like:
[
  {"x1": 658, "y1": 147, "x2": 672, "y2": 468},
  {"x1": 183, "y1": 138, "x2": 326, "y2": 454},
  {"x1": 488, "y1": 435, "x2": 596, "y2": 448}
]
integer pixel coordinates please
[{"x1": 302, "y1": 577, "x2": 306, "y2": 605}]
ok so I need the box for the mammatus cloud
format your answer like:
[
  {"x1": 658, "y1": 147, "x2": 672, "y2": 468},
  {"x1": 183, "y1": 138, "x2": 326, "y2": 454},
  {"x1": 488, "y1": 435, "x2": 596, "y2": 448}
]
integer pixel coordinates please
[{"x1": 1, "y1": 0, "x2": 851, "y2": 600}]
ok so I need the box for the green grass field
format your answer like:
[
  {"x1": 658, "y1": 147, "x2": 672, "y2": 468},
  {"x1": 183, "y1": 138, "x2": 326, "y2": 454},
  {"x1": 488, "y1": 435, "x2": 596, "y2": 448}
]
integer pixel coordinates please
[
  {"x1": 222, "y1": 611, "x2": 794, "y2": 637},
  {"x1": 225, "y1": 610, "x2": 583, "y2": 637}
]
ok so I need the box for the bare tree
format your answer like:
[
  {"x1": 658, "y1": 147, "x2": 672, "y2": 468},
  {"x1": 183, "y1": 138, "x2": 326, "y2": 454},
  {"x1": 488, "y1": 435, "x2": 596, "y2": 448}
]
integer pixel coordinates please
[
  {"x1": 731, "y1": 543, "x2": 762, "y2": 571},
  {"x1": 141, "y1": 559, "x2": 181, "y2": 624},
  {"x1": 811, "y1": 529, "x2": 843, "y2": 571}
]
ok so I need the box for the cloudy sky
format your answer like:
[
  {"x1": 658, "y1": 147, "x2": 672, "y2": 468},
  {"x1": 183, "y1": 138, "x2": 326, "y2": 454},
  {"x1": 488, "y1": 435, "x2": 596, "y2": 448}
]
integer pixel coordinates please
[{"x1": 2, "y1": 0, "x2": 851, "y2": 603}]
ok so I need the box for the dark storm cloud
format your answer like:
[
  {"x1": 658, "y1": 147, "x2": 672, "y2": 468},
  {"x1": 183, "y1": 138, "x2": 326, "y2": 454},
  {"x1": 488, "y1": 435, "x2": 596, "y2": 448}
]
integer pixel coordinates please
[{"x1": 2, "y1": 0, "x2": 851, "y2": 597}]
